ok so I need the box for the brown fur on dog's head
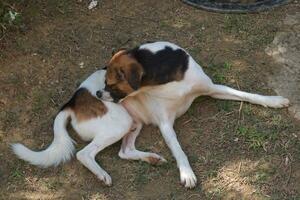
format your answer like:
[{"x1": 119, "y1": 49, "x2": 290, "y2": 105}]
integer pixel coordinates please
[{"x1": 105, "y1": 50, "x2": 144, "y2": 102}]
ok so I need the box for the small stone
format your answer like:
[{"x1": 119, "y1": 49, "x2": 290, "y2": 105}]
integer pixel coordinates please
[
  {"x1": 88, "y1": 0, "x2": 98, "y2": 10},
  {"x1": 79, "y1": 62, "x2": 84, "y2": 68},
  {"x1": 229, "y1": 79, "x2": 236, "y2": 83}
]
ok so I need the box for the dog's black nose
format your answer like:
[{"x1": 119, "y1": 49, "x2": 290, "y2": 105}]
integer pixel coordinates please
[{"x1": 96, "y1": 90, "x2": 103, "y2": 98}]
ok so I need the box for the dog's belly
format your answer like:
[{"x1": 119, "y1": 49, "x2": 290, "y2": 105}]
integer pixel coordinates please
[{"x1": 174, "y1": 94, "x2": 198, "y2": 118}]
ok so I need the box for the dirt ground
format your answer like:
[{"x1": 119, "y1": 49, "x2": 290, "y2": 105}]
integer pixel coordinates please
[{"x1": 0, "y1": 0, "x2": 299, "y2": 199}]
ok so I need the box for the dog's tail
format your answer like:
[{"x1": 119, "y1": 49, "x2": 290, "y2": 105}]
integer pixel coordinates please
[{"x1": 11, "y1": 110, "x2": 75, "y2": 168}]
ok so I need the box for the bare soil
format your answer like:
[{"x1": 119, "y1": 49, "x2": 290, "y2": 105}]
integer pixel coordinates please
[{"x1": 0, "y1": 0, "x2": 299, "y2": 199}]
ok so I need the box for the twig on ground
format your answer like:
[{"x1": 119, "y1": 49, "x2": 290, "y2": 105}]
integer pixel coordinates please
[
  {"x1": 285, "y1": 154, "x2": 292, "y2": 186},
  {"x1": 187, "y1": 194, "x2": 202, "y2": 199},
  {"x1": 50, "y1": 98, "x2": 59, "y2": 107},
  {"x1": 238, "y1": 101, "x2": 243, "y2": 119},
  {"x1": 238, "y1": 161, "x2": 242, "y2": 173},
  {"x1": 236, "y1": 80, "x2": 244, "y2": 121},
  {"x1": 182, "y1": 119, "x2": 192, "y2": 126},
  {"x1": 224, "y1": 111, "x2": 235, "y2": 116}
]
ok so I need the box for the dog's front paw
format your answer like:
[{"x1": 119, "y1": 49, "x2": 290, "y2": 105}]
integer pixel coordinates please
[
  {"x1": 179, "y1": 167, "x2": 197, "y2": 188},
  {"x1": 98, "y1": 170, "x2": 112, "y2": 186}
]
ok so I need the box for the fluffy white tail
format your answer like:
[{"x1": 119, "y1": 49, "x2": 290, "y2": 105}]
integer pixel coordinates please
[{"x1": 12, "y1": 110, "x2": 75, "y2": 168}]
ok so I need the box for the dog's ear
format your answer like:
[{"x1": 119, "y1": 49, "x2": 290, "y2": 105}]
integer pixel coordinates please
[
  {"x1": 111, "y1": 48, "x2": 127, "y2": 57},
  {"x1": 127, "y1": 63, "x2": 143, "y2": 91},
  {"x1": 110, "y1": 49, "x2": 127, "y2": 63}
]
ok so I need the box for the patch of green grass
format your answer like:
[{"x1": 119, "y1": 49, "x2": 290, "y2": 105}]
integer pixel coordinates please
[
  {"x1": 214, "y1": 73, "x2": 226, "y2": 83},
  {"x1": 223, "y1": 14, "x2": 277, "y2": 50},
  {"x1": 243, "y1": 104, "x2": 253, "y2": 116},
  {"x1": 45, "y1": 179, "x2": 63, "y2": 190},
  {"x1": 203, "y1": 169, "x2": 218, "y2": 179},
  {"x1": 10, "y1": 167, "x2": 24, "y2": 180},
  {"x1": 134, "y1": 162, "x2": 152, "y2": 184},
  {"x1": 223, "y1": 61, "x2": 231, "y2": 70},
  {"x1": 224, "y1": 15, "x2": 251, "y2": 34},
  {"x1": 189, "y1": 154, "x2": 199, "y2": 163},
  {"x1": 237, "y1": 125, "x2": 278, "y2": 150},
  {"x1": 206, "y1": 62, "x2": 232, "y2": 84},
  {"x1": 216, "y1": 100, "x2": 235, "y2": 112},
  {"x1": 0, "y1": 1, "x2": 23, "y2": 38}
]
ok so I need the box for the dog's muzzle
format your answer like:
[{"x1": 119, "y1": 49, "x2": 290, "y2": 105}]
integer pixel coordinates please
[{"x1": 96, "y1": 90, "x2": 114, "y2": 102}]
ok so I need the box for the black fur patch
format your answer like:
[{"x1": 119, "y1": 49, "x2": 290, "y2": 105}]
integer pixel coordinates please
[{"x1": 128, "y1": 46, "x2": 189, "y2": 85}]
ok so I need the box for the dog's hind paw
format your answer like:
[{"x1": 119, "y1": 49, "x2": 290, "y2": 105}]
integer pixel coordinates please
[
  {"x1": 263, "y1": 96, "x2": 290, "y2": 108},
  {"x1": 144, "y1": 153, "x2": 167, "y2": 165}
]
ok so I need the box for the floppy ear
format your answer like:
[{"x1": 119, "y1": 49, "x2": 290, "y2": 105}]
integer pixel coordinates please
[
  {"x1": 110, "y1": 50, "x2": 127, "y2": 62},
  {"x1": 127, "y1": 63, "x2": 143, "y2": 91},
  {"x1": 111, "y1": 48, "x2": 127, "y2": 57}
]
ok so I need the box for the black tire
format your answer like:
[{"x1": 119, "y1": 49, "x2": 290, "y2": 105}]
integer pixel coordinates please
[{"x1": 182, "y1": 0, "x2": 291, "y2": 13}]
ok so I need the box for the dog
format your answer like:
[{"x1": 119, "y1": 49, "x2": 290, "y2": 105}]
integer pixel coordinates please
[
  {"x1": 98, "y1": 41, "x2": 290, "y2": 188},
  {"x1": 12, "y1": 69, "x2": 133, "y2": 186}
]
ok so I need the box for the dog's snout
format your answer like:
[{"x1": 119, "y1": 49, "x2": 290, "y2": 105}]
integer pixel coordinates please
[{"x1": 96, "y1": 90, "x2": 103, "y2": 98}]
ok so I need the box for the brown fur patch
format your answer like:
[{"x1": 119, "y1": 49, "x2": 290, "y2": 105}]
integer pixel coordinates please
[
  {"x1": 146, "y1": 156, "x2": 165, "y2": 165},
  {"x1": 62, "y1": 88, "x2": 107, "y2": 122}
]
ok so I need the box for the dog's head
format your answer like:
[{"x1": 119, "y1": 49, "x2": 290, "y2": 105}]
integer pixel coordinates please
[{"x1": 102, "y1": 50, "x2": 144, "y2": 102}]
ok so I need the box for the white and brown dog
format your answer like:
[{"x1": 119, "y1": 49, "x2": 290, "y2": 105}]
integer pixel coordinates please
[
  {"x1": 99, "y1": 41, "x2": 290, "y2": 188},
  {"x1": 12, "y1": 69, "x2": 133, "y2": 186}
]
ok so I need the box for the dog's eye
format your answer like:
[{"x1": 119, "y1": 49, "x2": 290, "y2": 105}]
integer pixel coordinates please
[{"x1": 116, "y1": 69, "x2": 125, "y2": 81}]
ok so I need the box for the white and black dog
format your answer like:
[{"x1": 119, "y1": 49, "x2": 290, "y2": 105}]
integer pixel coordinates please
[
  {"x1": 12, "y1": 70, "x2": 133, "y2": 186},
  {"x1": 99, "y1": 41, "x2": 290, "y2": 188}
]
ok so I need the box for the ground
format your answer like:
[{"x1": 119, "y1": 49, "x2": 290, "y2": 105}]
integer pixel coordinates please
[{"x1": 0, "y1": 0, "x2": 299, "y2": 199}]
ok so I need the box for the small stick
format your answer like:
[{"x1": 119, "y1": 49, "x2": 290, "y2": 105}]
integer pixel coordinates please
[
  {"x1": 187, "y1": 194, "x2": 202, "y2": 199},
  {"x1": 182, "y1": 119, "x2": 192, "y2": 126},
  {"x1": 236, "y1": 80, "x2": 244, "y2": 120},
  {"x1": 238, "y1": 161, "x2": 242, "y2": 173}
]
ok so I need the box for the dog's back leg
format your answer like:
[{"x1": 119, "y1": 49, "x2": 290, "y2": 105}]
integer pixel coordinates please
[
  {"x1": 118, "y1": 121, "x2": 166, "y2": 165},
  {"x1": 207, "y1": 84, "x2": 290, "y2": 108},
  {"x1": 76, "y1": 140, "x2": 113, "y2": 186}
]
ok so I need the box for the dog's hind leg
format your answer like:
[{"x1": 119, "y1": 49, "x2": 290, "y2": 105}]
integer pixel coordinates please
[
  {"x1": 118, "y1": 121, "x2": 167, "y2": 165},
  {"x1": 206, "y1": 84, "x2": 290, "y2": 108},
  {"x1": 76, "y1": 140, "x2": 113, "y2": 186}
]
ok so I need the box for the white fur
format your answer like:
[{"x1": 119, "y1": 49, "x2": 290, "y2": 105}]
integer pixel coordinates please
[
  {"x1": 12, "y1": 111, "x2": 75, "y2": 168},
  {"x1": 12, "y1": 70, "x2": 133, "y2": 186},
  {"x1": 105, "y1": 41, "x2": 290, "y2": 188}
]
